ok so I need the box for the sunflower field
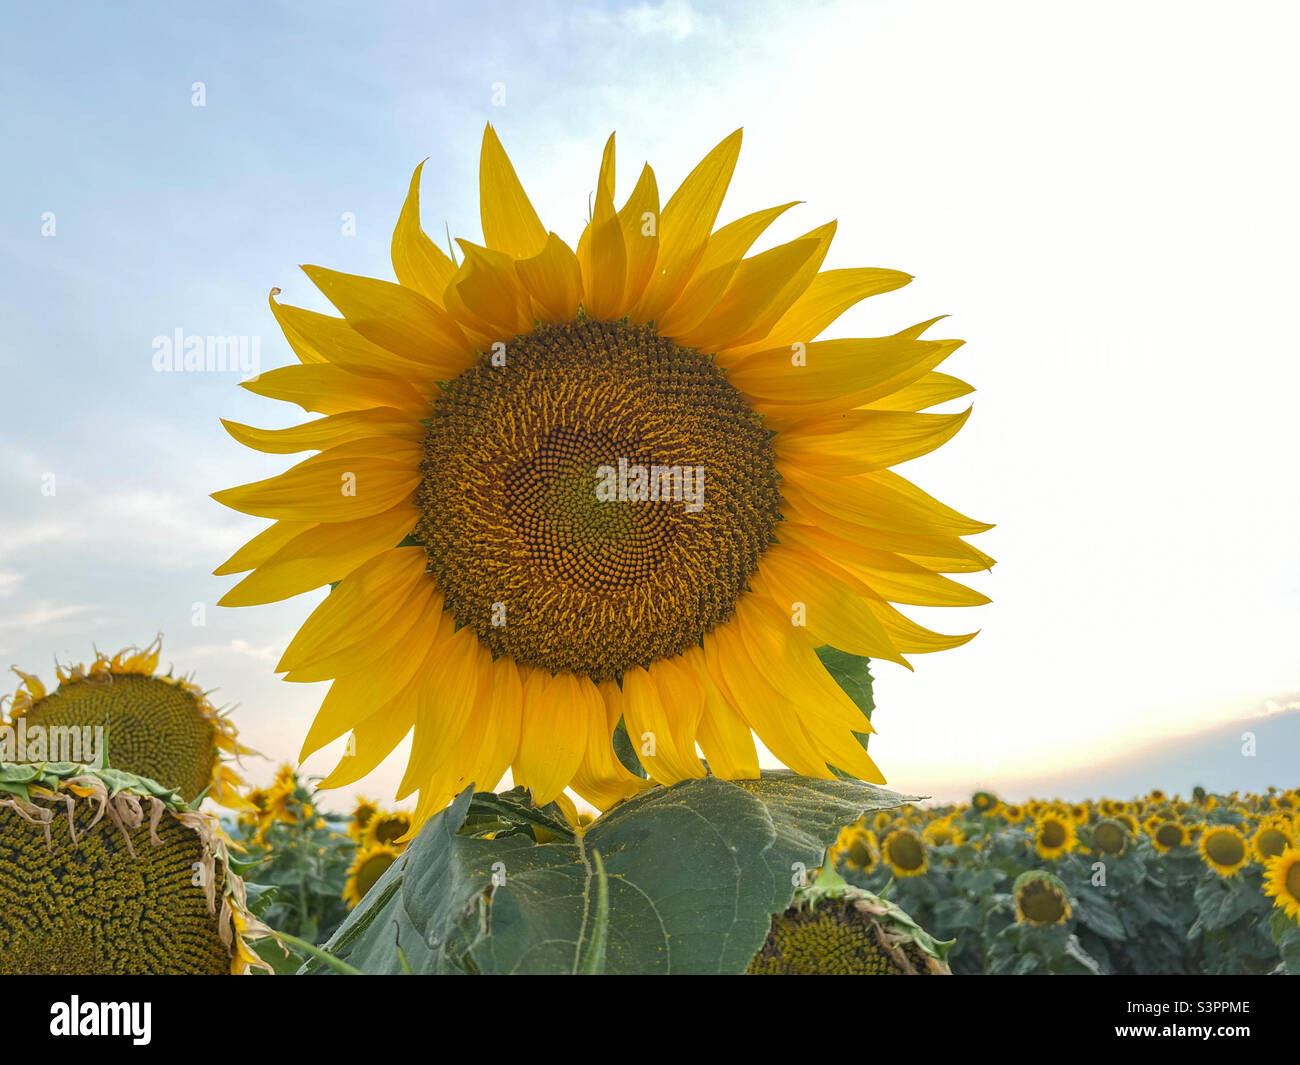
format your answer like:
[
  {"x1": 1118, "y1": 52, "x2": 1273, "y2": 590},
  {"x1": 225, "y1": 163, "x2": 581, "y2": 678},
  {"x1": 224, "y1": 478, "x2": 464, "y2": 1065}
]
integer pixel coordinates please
[{"x1": 827, "y1": 788, "x2": 1300, "y2": 975}]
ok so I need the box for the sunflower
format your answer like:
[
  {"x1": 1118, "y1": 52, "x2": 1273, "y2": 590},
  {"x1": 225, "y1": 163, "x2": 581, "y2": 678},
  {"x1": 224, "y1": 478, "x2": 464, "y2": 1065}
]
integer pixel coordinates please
[
  {"x1": 364, "y1": 809, "x2": 412, "y2": 849},
  {"x1": 1148, "y1": 819, "x2": 1189, "y2": 854},
  {"x1": 213, "y1": 126, "x2": 991, "y2": 833},
  {"x1": 1090, "y1": 818, "x2": 1128, "y2": 856},
  {"x1": 971, "y1": 790, "x2": 999, "y2": 814},
  {"x1": 1001, "y1": 803, "x2": 1025, "y2": 824},
  {"x1": 1013, "y1": 870, "x2": 1071, "y2": 927},
  {"x1": 4, "y1": 639, "x2": 248, "y2": 805},
  {"x1": 1252, "y1": 819, "x2": 1294, "y2": 863},
  {"x1": 882, "y1": 827, "x2": 928, "y2": 878},
  {"x1": 832, "y1": 825, "x2": 881, "y2": 874},
  {"x1": 1069, "y1": 802, "x2": 1090, "y2": 823},
  {"x1": 1264, "y1": 847, "x2": 1300, "y2": 923},
  {"x1": 1198, "y1": 825, "x2": 1250, "y2": 877},
  {"x1": 0, "y1": 762, "x2": 269, "y2": 974},
  {"x1": 922, "y1": 818, "x2": 964, "y2": 847},
  {"x1": 1032, "y1": 814, "x2": 1078, "y2": 860},
  {"x1": 342, "y1": 842, "x2": 401, "y2": 908},
  {"x1": 1116, "y1": 813, "x2": 1140, "y2": 836},
  {"x1": 348, "y1": 795, "x2": 379, "y2": 841}
]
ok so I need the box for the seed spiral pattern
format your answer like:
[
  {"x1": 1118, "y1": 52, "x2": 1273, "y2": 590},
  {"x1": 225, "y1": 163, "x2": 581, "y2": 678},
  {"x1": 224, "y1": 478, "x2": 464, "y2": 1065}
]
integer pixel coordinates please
[
  {"x1": 415, "y1": 318, "x2": 782, "y2": 680},
  {"x1": 18, "y1": 674, "x2": 218, "y2": 802},
  {"x1": 0, "y1": 800, "x2": 232, "y2": 975}
]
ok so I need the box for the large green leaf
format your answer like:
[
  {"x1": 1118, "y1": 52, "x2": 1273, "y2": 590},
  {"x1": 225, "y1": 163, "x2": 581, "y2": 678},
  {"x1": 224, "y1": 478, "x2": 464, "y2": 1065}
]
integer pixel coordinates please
[{"x1": 304, "y1": 771, "x2": 914, "y2": 975}]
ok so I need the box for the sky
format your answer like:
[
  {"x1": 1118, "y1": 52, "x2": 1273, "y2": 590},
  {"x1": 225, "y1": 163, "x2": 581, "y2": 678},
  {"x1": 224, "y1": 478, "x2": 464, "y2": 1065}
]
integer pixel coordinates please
[{"x1": 1, "y1": 0, "x2": 1297, "y2": 812}]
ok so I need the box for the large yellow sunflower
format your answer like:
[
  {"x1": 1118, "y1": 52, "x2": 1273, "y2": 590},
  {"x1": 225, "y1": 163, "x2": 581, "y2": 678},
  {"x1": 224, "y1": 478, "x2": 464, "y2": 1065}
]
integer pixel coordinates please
[
  {"x1": 215, "y1": 127, "x2": 991, "y2": 833},
  {"x1": 1264, "y1": 846, "x2": 1300, "y2": 923}
]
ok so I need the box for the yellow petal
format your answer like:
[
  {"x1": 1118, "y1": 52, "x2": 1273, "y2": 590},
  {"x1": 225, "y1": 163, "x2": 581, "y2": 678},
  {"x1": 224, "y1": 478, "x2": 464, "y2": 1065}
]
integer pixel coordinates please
[
  {"x1": 785, "y1": 467, "x2": 993, "y2": 538},
  {"x1": 302, "y1": 264, "x2": 471, "y2": 370},
  {"x1": 619, "y1": 663, "x2": 705, "y2": 784},
  {"x1": 718, "y1": 266, "x2": 913, "y2": 362},
  {"x1": 449, "y1": 240, "x2": 535, "y2": 337},
  {"x1": 213, "y1": 519, "x2": 312, "y2": 576},
  {"x1": 513, "y1": 669, "x2": 589, "y2": 805},
  {"x1": 398, "y1": 625, "x2": 483, "y2": 799},
  {"x1": 654, "y1": 201, "x2": 798, "y2": 335},
  {"x1": 479, "y1": 124, "x2": 548, "y2": 258},
  {"x1": 219, "y1": 504, "x2": 419, "y2": 607},
  {"x1": 514, "y1": 232, "x2": 584, "y2": 321},
  {"x1": 220, "y1": 407, "x2": 421, "y2": 455},
  {"x1": 212, "y1": 443, "x2": 420, "y2": 522},
  {"x1": 278, "y1": 547, "x2": 429, "y2": 673},
  {"x1": 674, "y1": 222, "x2": 835, "y2": 352},
  {"x1": 750, "y1": 546, "x2": 906, "y2": 665},
  {"x1": 684, "y1": 645, "x2": 760, "y2": 779},
  {"x1": 865, "y1": 371, "x2": 974, "y2": 412},
  {"x1": 317, "y1": 674, "x2": 420, "y2": 787},
  {"x1": 577, "y1": 156, "x2": 627, "y2": 320},
  {"x1": 241, "y1": 363, "x2": 429, "y2": 416},
  {"x1": 570, "y1": 677, "x2": 649, "y2": 809},
  {"x1": 632, "y1": 129, "x2": 743, "y2": 322},
  {"x1": 616, "y1": 164, "x2": 661, "y2": 311},
  {"x1": 392, "y1": 160, "x2": 459, "y2": 302},
  {"x1": 774, "y1": 408, "x2": 972, "y2": 475}
]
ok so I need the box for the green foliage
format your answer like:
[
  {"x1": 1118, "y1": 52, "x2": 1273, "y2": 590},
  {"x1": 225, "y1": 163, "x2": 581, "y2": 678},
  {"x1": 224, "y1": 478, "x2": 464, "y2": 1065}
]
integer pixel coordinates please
[{"x1": 303, "y1": 772, "x2": 915, "y2": 975}]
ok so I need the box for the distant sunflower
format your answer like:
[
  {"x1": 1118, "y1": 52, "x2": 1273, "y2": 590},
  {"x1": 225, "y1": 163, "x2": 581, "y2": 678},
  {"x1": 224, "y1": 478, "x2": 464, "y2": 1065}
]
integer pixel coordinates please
[
  {"x1": 214, "y1": 126, "x2": 992, "y2": 834},
  {"x1": 349, "y1": 796, "x2": 379, "y2": 841},
  {"x1": 882, "y1": 827, "x2": 928, "y2": 878},
  {"x1": 1251, "y1": 819, "x2": 1293, "y2": 863},
  {"x1": 971, "y1": 790, "x2": 999, "y2": 814},
  {"x1": 5, "y1": 639, "x2": 248, "y2": 805},
  {"x1": 1001, "y1": 803, "x2": 1025, "y2": 824},
  {"x1": 1032, "y1": 814, "x2": 1078, "y2": 860},
  {"x1": 1263, "y1": 847, "x2": 1300, "y2": 922},
  {"x1": 364, "y1": 810, "x2": 412, "y2": 849},
  {"x1": 1069, "y1": 802, "x2": 1090, "y2": 823},
  {"x1": 838, "y1": 826, "x2": 881, "y2": 874},
  {"x1": 1013, "y1": 870, "x2": 1071, "y2": 927},
  {"x1": 1149, "y1": 820, "x2": 1190, "y2": 854},
  {"x1": 1198, "y1": 825, "x2": 1250, "y2": 877},
  {"x1": 343, "y1": 842, "x2": 401, "y2": 908},
  {"x1": 1091, "y1": 818, "x2": 1129, "y2": 856},
  {"x1": 922, "y1": 818, "x2": 963, "y2": 847}
]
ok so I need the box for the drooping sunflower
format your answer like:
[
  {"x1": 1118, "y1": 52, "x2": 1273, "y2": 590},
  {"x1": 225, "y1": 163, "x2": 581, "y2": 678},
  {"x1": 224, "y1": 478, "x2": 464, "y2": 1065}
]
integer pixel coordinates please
[
  {"x1": 881, "y1": 827, "x2": 928, "y2": 878},
  {"x1": 1012, "y1": 870, "x2": 1071, "y2": 927},
  {"x1": 1251, "y1": 819, "x2": 1293, "y2": 864},
  {"x1": 1264, "y1": 846, "x2": 1300, "y2": 923},
  {"x1": 0, "y1": 762, "x2": 269, "y2": 974},
  {"x1": 213, "y1": 126, "x2": 991, "y2": 832},
  {"x1": 1032, "y1": 813, "x2": 1078, "y2": 860},
  {"x1": 1198, "y1": 825, "x2": 1250, "y2": 877},
  {"x1": 342, "y1": 842, "x2": 401, "y2": 908},
  {"x1": 4, "y1": 639, "x2": 248, "y2": 806}
]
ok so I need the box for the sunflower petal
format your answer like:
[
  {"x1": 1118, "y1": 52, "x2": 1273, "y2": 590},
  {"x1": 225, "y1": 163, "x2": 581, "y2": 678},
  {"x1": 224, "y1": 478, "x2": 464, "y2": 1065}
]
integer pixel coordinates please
[
  {"x1": 515, "y1": 232, "x2": 584, "y2": 321},
  {"x1": 480, "y1": 124, "x2": 548, "y2": 258},
  {"x1": 392, "y1": 160, "x2": 459, "y2": 302}
]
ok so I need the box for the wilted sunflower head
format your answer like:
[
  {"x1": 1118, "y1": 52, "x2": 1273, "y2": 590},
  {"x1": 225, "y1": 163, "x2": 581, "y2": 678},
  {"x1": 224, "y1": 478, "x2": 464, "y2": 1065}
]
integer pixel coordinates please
[
  {"x1": 213, "y1": 125, "x2": 993, "y2": 834},
  {"x1": 1013, "y1": 870, "x2": 1071, "y2": 927},
  {"x1": 1199, "y1": 825, "x2": 1250, "y2": 877},
  {"x1": 748, "y1": 872, "x2": 950, "y2": 975},
  {"x1": 1091, "y1": 818, "x2": 1129, "y2": 856},
  {"x1": 1264, "y1": 846, "x2": 1300, "y2": 922},
  {"x1": 882, "y1": 827, "x2": 927, "y2": 878},
  {"x1": 343, "y1": 842, "x2": 401, "y2": 908},
  {"x1": 1032, "y1": 814, "x2": 1078, "y2": 860},
  {"x1": 0, "y1": 763, "x2": 269, "y2": 974},
  {"x1": 4, "y1": 639, "x2": 248, "y2": 805}
]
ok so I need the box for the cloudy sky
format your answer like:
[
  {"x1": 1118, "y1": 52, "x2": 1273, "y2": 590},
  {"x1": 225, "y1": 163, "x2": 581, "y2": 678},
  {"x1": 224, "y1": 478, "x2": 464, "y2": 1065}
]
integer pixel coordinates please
[{"x1": 2, "y1": 0, "x2": 1297, "y2": 810}]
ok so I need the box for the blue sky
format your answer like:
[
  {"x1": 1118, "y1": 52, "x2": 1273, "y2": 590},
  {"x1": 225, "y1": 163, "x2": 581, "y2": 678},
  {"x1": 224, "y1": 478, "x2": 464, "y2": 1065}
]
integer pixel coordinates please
[{"x1": 2, "y1": 0, "x2": 1298, "y2": 809}]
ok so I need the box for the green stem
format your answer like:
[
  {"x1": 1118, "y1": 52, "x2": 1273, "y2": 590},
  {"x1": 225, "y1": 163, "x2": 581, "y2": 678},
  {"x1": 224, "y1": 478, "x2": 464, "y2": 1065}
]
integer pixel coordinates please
[{"x1": 274, "y1": 932, "x2": 366, "y2": 976}]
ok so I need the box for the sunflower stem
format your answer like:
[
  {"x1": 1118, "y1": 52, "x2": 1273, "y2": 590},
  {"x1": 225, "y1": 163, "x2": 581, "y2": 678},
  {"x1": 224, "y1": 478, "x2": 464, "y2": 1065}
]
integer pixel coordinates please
[{"x1": 274, "y1": 931, "x2": 365, "y2": 976}]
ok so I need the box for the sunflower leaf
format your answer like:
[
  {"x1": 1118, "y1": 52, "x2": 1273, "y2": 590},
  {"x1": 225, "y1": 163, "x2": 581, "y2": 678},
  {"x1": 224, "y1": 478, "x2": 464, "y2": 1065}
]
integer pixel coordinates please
[{"x1": 312, "y1": 773, "x2": 915, "y2": 974}]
